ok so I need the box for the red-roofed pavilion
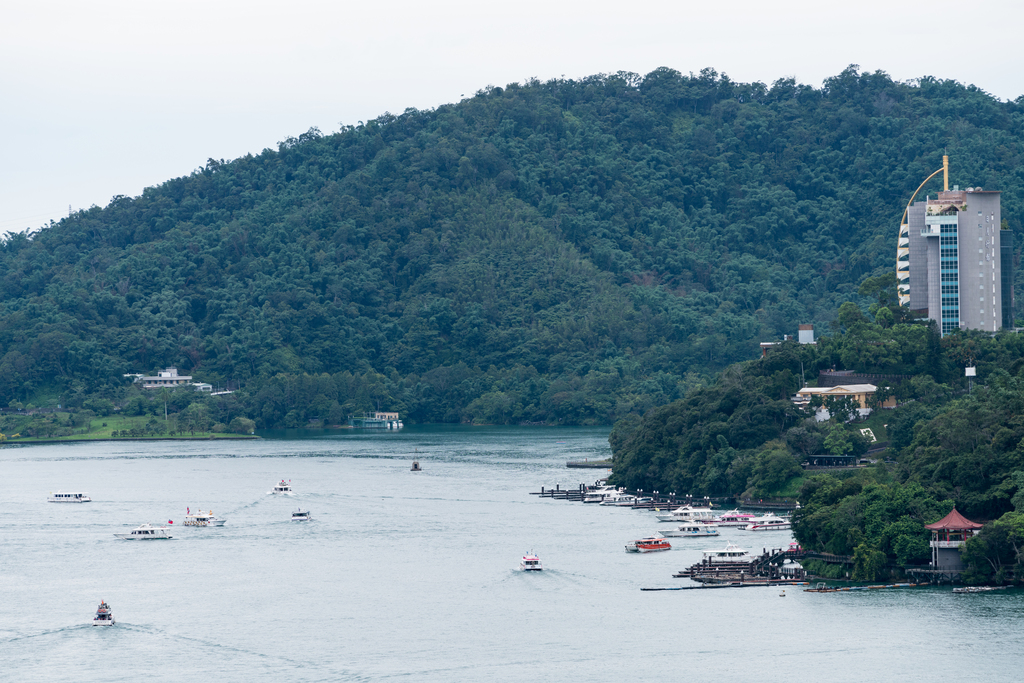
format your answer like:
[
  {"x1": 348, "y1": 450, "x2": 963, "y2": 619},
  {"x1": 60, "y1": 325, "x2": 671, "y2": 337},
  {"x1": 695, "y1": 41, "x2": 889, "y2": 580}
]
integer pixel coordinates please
[{"x1": 926, "y1": 508, "x2": 983, "y2": 571}]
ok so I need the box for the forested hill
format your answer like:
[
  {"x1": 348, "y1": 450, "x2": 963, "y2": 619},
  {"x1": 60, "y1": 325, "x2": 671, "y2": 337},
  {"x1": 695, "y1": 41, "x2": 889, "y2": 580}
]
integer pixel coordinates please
[{"x1": 2, "y1": 66, "x2": 1023, "y2": 426}]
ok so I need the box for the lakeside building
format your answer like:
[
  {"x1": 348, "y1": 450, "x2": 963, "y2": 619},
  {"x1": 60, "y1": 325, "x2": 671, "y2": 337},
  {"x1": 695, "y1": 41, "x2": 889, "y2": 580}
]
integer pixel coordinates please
[
  {"x1": 792, "y1": 384, "x2": 895, "y2": 421},
  {"x1": 897, "y1": 156, "x2": 1013, "y2": 335},
  {"x1": 141, "y1": 368, "x2": 192, "y2": 389},
  {"x1": 925, "y1": 508, "x2": 983, "y2": 574}
]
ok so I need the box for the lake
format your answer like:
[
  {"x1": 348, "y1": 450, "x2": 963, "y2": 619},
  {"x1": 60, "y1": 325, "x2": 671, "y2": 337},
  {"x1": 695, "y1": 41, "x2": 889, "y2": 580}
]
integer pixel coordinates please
[{"x1": 2, "y1": 426, "x2": 1023, "y2": 681}]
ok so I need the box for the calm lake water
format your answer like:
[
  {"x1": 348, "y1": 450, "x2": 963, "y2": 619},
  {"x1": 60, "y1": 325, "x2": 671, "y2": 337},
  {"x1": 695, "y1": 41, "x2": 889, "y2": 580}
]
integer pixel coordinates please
[{"x1": 2, "y1": 426, "x2": 1023, "y2": 681}]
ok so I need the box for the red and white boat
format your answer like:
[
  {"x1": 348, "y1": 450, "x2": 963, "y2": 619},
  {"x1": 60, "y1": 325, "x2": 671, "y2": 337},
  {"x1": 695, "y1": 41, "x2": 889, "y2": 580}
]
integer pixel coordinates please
[
  {"x1": 625, "y1": 537, "x2": 672, "y2": 553},
  {"x1": 519, "y1": 552, "x2": 543, "y2": 571},
  {"x1": 93, "y1": 600, "x2": 115, "y2": 626}
]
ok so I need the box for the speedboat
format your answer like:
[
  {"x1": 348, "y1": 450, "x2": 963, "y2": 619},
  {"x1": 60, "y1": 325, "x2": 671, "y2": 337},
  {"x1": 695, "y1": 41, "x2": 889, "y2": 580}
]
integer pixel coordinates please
[
  {"x1": 291, "y1": 508, "x2": 312, "y2": 522},
  {"x1": 182, "y1": 509, "x2": 226, "y2": 527},
  {"x1": 702, "y1": 543, "x2": 755, "y2": 563},
  {"x1": 115, "y1": 523, "x2": 173, "y2": 540},
  {"x1": 48, "y1": 491, "x2": 91, "y2": 503},
  {"x1": 271, "y1": 480, "x2": 293, "y2": 494},
  {"x1": 655, "y1": 505, "x2": 715, "y2": 523},
  {"x1": 519, "y1": 552, "x2": 543, "y2": 571},
  {"x1": 660, "y1": 522, "x2": 720, "y2": 538},
  {"x1": 625, "y1": 537, "x2": 672, "y2": 553},
  {"x1": 712, "y1": 510, "x2": 756, "y2": 527},
  {"x1": 744, "y1": 514, "x2": 792, "y2": 531},
  {"x1": 93, "y1": 601, "x2": 114, "y2": 626}
]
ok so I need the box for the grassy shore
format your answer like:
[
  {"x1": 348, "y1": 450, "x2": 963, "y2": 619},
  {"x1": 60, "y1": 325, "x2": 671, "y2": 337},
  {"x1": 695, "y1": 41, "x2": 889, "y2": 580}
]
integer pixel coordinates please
[{"x1": 1, "y1": 413, "x2": 257, "y2": 443}]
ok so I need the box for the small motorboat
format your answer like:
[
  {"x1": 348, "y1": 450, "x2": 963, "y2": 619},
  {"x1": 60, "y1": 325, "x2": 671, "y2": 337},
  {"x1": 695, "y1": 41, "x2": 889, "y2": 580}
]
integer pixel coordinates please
[
  {"x1": 271, "y1": 479, "x2": 293, "y2": 494},
  {"x1": 291, "y1": 508, "x2": 312, "y2": 522},
  {"x1": 519, "y1": 552, "x2": 543, "y2": 571},
  {"x1": 48, "y1": 491, "x2": 92, "y2": 503},
  {"x1": 411, "y1": 460, "x2": 422, "y2": 471},
  {"x1": 182, "y1": 509, "x2": 226, "y2": 527},
  {"x1": 93, "y1": 600, "x2": 115, "y2": 626},
  {"x1": 659, "y1": 522, "x2": 720, "y2": 538},
  {"x1": 115, "y1": 523, "x2": 173, "y2": 540},
  {"x1": 625, "y1": 537, "x2": 672, "y2": 553}
]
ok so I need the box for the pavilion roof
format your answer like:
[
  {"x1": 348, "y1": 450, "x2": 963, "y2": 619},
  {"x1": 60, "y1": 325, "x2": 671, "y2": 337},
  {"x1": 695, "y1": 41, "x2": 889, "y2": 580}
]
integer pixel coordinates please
[{"x1": 924, "y1": 508, "x2": 983, "y2": 531}]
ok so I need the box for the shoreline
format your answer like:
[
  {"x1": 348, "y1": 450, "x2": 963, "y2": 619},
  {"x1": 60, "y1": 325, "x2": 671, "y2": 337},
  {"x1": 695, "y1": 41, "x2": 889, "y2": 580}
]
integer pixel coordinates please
[{"x1": 3, "y1": 435, "x2": 261, "y2": 445}]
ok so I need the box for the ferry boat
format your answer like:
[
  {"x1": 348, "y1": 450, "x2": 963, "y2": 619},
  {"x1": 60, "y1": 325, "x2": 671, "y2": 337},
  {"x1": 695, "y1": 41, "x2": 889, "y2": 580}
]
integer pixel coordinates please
[
  {"x1": 655, "y1": 505, "x2": 715, "y2": 523},
  {"x1": 625, "y1": 537, "x2": 672, "y2": 553},
  {"x1": 702, "y1": 543, "x2": 755, "y2": 563},
  {"x1": 712, "y1": 510, "x2": 756, "y2": 527},
  {"x1": 659, "y1": 522, "x2": 720, "y2": 538},
  {"x1": 115, "y1": 523, "x2": 173, "y2": 540},
  {"x1": 48, "y1": 491, "x2": 91, "y2": 503},
  {"x1": 93, "y1": 601, "x2": 114, "y2": 626},
  {"x1": 182, "y1": 509, "x2": 226, "y2": 527},
  {"x1": 744, "y1": 514, "x2": 792, "y2": 531},
  {"x1": 348, "y1": 411, "x2": 403, "y2": 429},
  {"x1": 291, "y1": 508, "x2": 312, "y2": 522},
  {"x1": 271, "y1": 480, "x2": 293, "y2": 494},
  {"x1": 519, "y1": 552, "x2": 543, "y2": 571}
]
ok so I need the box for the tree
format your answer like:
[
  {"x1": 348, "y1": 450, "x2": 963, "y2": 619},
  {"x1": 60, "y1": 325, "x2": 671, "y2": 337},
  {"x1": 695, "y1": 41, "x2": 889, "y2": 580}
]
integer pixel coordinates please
[
  {"x1": 179, "y1": 402, "x2": 211, "y2": 436},
  {"x1": 229, "y1": 416, "x2": 256, "y2": 434},
  {"x1": 824, "y1": 424, "x2": 853, "y2": 455}
]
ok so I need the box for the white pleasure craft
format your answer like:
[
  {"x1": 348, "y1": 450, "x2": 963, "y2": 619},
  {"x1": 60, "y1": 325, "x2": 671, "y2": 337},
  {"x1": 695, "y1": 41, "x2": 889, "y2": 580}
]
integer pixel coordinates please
[
  {"x1": 48, "y1": 491, "x2": 91, "y2": 503},
  {"x1": 655, "y1": 505, "x2": 715, "y2": 523},
  {"x1": 115, "y1": 523, "x2": 173, "y2": 540},
  {"x1": 93, "y1": 600, "x2": 114, "y2": 626},
  {"x1": 744, "y1": 514, "x2": 792, "y2": 531},
  {"x1": 182, "y1": 509, "x2": 226, "y2": 527},
  {"x1": 519, "y1": 552, "x2": 543, "y2": 571},
  {"x1": 291, "y1": 508, "x2": 312, "y2": 521},
  {"x1": 271, "y1": 480, "x2": 294, "y2": 494},
  {"x1": 659, "y1": 522, "x2": 720, "y2": 538},
  {"x1": 702, "y1": 543, "x2": 755, "y2": 563}
]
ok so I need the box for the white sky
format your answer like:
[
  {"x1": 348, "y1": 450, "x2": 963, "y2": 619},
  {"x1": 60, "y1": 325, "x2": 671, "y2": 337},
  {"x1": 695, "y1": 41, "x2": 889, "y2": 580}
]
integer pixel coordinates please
[{"x1": 2, "y1": 0, "x2": 1022, "y2": 235}]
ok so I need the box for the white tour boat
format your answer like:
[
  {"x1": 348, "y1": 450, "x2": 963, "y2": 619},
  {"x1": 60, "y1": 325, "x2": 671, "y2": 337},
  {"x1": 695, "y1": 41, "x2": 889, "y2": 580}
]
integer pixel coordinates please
[
  {"x1": 93, "y1": 600, "x2": 114, "y2": 626},
  {"x1": 48, "y1": 491, "x2": 91, "y2": 503},
  {"x1": 271, "y1": 480, "x2": 294, "y2": 494},
  {"x1": 583, "y1": 485, "x2": 620, "y2": 503},
  {"x1": 655, "y1": 505, "x2": 715, "y2": 523},
  {"x1": 519, "y1": 552, "x2": 543, "y2": 571},
  {"x1": 115, "y1": 523, "x2": 173, "y2": 540},
  {"x1": 599, "y1": 492, "x2": 636, "y2": 506},
  {"x1": 702, "y1": 543, "x2": 755, "y2": 564},
  {"x1": 182, "y1": 509, "x2": 226, "y2": 527},
  {"x1": 744, "y1": 514, "x2": 792, "y2": 531},
  {"x1": 712, "y1": 509, "x2": 756, "y2": 527},
  {"x1": 291, "y1": 508, "x2": 312, "y2": 522},
  {"x1": 659, "y1": 522, "x2": 720, "y2": 538}
]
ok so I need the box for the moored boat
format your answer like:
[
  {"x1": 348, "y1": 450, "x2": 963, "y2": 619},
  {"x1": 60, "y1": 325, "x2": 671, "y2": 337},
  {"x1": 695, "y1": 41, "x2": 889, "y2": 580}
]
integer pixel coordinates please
[
  {"x1": 93, "y1": 600, "x2": 114, "y2": 626},
  {"x1": 702, "y1": 543, "x2": 755, "y2": 563},
  {"x1": 182, "y1": 509, "x2": 226, "y2": 527},
  {"x1": 115, "y1": 523, "x2": 173, "y2": 540},
  {"x1": 655, "y1": 505, "x2": 715, "y2": 523},
  {"x1": 744, "y1": 514, "x2": 792, "y2": 531},
  {"x1": 600, "y1": 493, "x2": 636, "y2": 506},
  {"x1": 583, "y1": 485, "x2": 621, "y2": 503},
  {"x1": 660, "y1": 522, "x2": 720, "y2": 538},
  {"x1": 711, "y1": 509, "x2": 755, "y2": 527},
  {"x1": 519, "y1": 552, "x2": 543, "y2": 571},
  {"x1": 626, "y1": 537, "x2": 672, "y2": 553},
  {"x1": 48, "y1": 491, "x2": 91, "y2": 503}
]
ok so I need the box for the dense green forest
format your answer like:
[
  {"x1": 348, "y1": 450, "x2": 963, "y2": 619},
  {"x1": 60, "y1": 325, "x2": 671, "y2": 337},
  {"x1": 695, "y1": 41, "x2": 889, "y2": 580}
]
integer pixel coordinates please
[
  {"x1": 608, "y1": 284, "x2": 1024, "y2": 582},
  {"x1": 2, "y1": 65, "x2": 1024, "y2": 428}
]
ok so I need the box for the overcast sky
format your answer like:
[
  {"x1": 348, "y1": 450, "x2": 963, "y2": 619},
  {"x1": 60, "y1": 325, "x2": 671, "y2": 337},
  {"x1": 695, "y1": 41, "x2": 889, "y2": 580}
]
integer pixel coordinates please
[{"x1": 3, "y1": 0, "x2": 1022, "y2": 236}]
